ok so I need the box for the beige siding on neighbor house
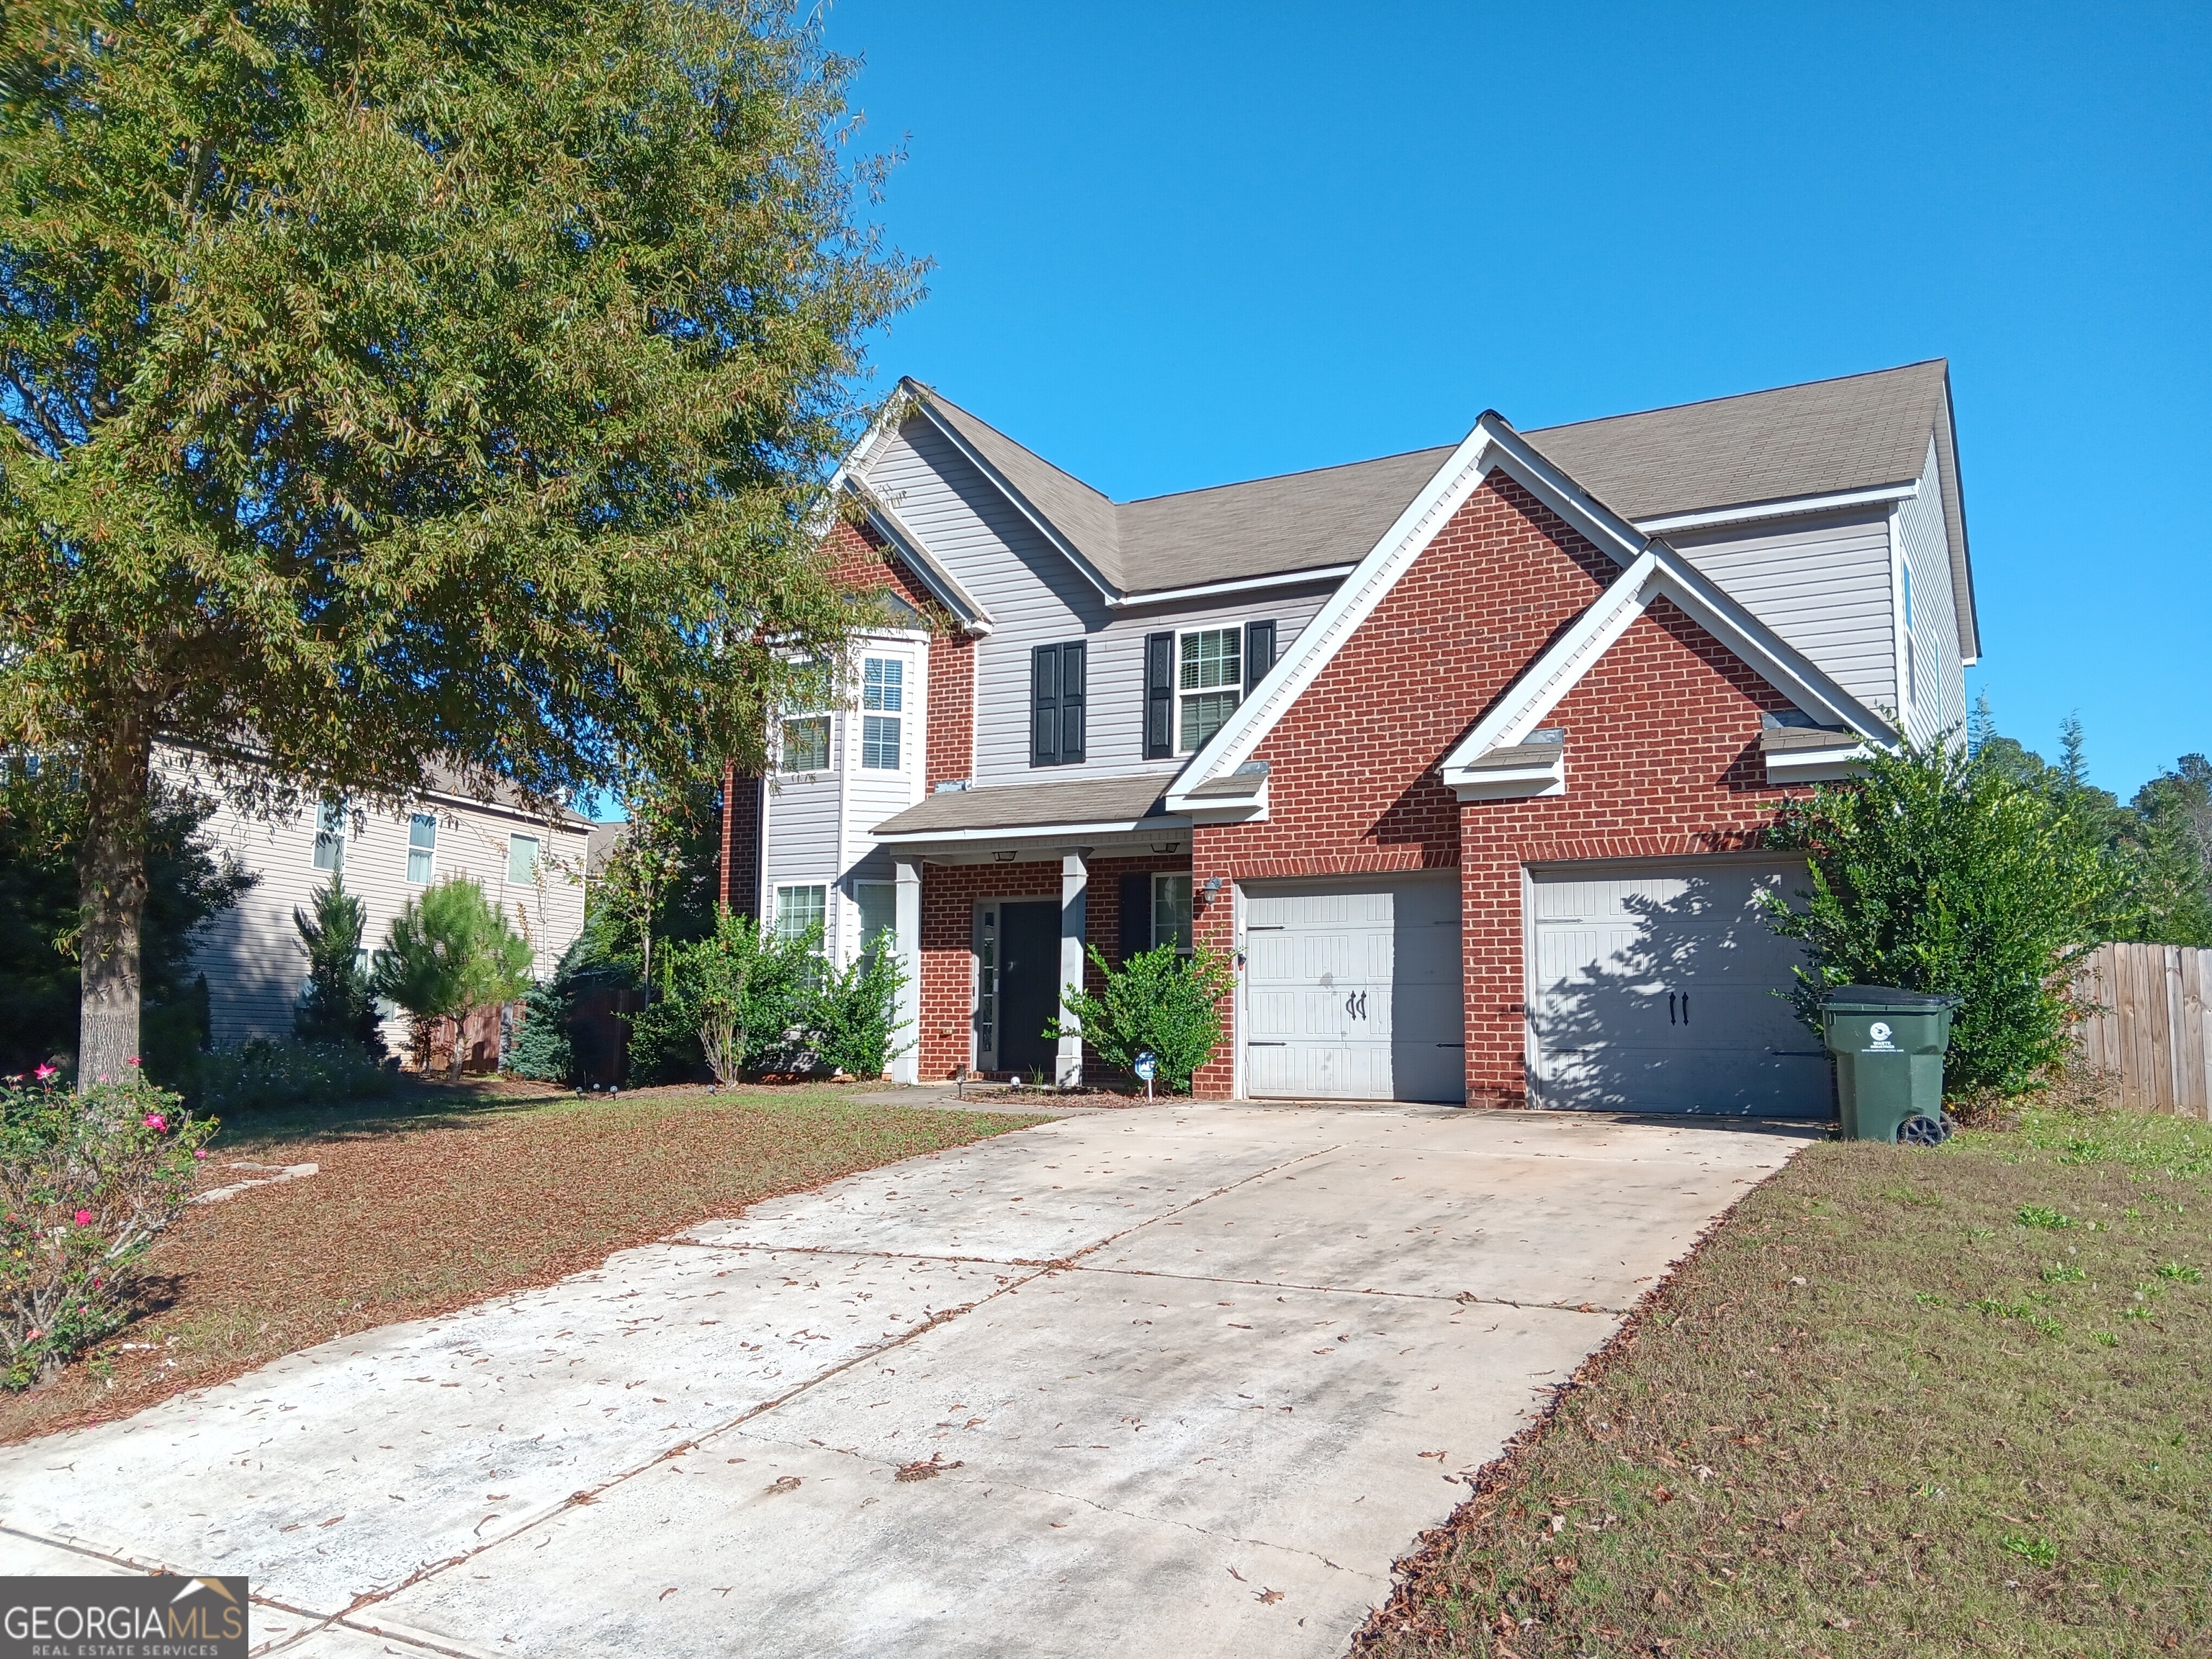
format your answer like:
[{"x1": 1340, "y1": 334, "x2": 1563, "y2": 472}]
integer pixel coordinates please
[{"x1": 171, "y1": 755, "x2": 590, "y2": 1051}]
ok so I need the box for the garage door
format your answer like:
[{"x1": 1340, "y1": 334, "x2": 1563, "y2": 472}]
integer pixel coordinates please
[
  {"x1": 1242, "y1": 876, "x2": 1463, "y2": 1102},
  {"x1": 1529, "y1": 860, "x2": 1827, "y2": 1117}
]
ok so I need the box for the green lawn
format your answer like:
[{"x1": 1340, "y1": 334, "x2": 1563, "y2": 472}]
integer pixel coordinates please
[{"x1": 1359, "y1": 1108, "x2": 2212, "y2": 1658}]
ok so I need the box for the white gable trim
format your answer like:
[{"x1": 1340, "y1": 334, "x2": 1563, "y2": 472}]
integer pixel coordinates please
[
  {"x1": 1436, "y1": 546, "x2": 1891, "y2": 793},
  {"x1": 1164, "y1": 412, "x2": 1650, "y2": 812},
  {"x1": 845, "y1": 480, "x2": 995, "y2": 637},
  {"x1": 1632, "y1": 481, "x2": 1919, "y2": 535},
  {"x1": 900, "y1": 387, "x2": 1123, "y2": 602}
]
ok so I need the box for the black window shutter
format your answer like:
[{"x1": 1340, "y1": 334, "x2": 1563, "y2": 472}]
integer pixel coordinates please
[
  {"x1": 1031, "y1": 644, "x2": 1060, "y2": 767},
  {"x1": 1144, "y1": 631, "x2": 1175, "y2": 759},
  {"x1": 1118, "y1": 871, "x2": 1152, "y2": 963},
  {"x1": 1060, "y1": 642, "x2": 1086, "y2": 763},
  {"x1": 1244, "y1": 619, "x2": 1276, "y2": 695}
]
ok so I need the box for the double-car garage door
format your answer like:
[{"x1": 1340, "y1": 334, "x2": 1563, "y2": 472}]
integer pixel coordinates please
[{"x1": 1240, "y1": 860, "x2": 1826, "y2": 1115}]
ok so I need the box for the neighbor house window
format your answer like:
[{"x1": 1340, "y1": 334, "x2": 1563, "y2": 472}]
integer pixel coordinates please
[
  {"x1": 1177, "y1": 628, "x2": 1241, "y2": 752},
  {"x1": 507, "y1": 833, "x2": 539, "y2": 884},
  {"x1": 775, "y1": 884, "x2": 826, "y2": 945},
  {"x1": 782, "y1": 715, "x2": 831, "y2": 773},
  {"x1": 1900, "y1": 562, "x2": 1917, "y2": 709},
  {"x1": 1153, "y1": 873, "x2": 1193, "y2": 954},
  {"x1": 861, "y1": 657, "x2": 903, "y2": 770},
  {"x1": 407, "y1": 814, "x2": 437, "y2": 884},
  {"x1": 313, "y1": 801, "x2": 346, "y2": 871}
]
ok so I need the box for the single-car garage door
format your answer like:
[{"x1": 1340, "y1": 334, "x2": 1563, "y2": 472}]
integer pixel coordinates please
[
  {"x1": 1242, "y1": 875, "x2": 1463, "y2": 1102},
  {"x1": 1529, "y1": 859, "x2": 1827, "y2": 1117}
]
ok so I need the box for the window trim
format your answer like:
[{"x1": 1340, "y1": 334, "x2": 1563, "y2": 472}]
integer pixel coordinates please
[
  {"x1": 1151, "y1": 872, "x2": 1194, "y2": 955},
  {"x1": 780, "y1": 714, "x2": 833, "y2": 775},
  {"x1": 506, "y1": 832, "x2": 541, "y2": 886},
  {"x1": 313, "y1": 801, "x2": 346, "y2": 872},
  {"x1": 860, "y1": 711, "x2": 902, "y2": 771}
]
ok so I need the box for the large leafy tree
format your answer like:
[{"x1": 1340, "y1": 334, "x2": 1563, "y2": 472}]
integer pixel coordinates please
[{"x1": 0, "y1": 1, "x2": 920, "y2": 1086}]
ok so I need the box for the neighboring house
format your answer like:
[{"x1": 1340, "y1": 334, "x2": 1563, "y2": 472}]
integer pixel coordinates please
[
  {"x1": 174, "y1": 756, "x2": 594, "y2": 1051},
  {"x1": 720, "y1": 361, "x2": 1976, "y2": 1112}
]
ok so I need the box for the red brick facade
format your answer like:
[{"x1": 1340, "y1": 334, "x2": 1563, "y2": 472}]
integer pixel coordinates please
[{"x1": 1188, "y1": 470, "x2": 1804, "y2": 1103}]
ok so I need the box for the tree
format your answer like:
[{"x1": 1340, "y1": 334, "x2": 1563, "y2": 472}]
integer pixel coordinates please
[
  {"x1": 0, "y1": 768, "x2": 250, "y2": 1082},
  {"x1": 1050, "y1": 945, "x2": 1238, "y2": 1094},
  {"x1": 371, "y1": 880, "x2": 534, "y2": 1079},
  {"x1": 292, "y1": 876, "x2": 383, "y2": 1056},
  {"x1": 0, "y1": 1, "x2": 922, "y2": 1087},
  {"x1": 1761, "y1": 734, "x2": 2122, "y2": 1100}
]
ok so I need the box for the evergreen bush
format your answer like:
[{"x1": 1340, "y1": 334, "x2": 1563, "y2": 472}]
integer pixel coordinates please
[{"x1": 1050, "y1": 944, "x2": 1237, "y2": 1094}]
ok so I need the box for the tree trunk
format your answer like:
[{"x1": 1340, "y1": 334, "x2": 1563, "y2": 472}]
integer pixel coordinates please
[{"x1": 77, "y1": 711, "x2": 153, "y2": 1091}]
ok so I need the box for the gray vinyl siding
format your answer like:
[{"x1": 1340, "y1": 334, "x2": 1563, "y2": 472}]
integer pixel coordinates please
[
  {"x1": 168, "y1": 755, "x2": 590, "y2": 1051},
  {"x1": 867, "y1": 419, "x2": 1330, "y2": 788},
  {"x1": 1665, "y1": 507, "x2": 1897, "y2": 716},
  {"x1": 758, "y1": 632, "x2": 929, "y2": 964},
  {"x1": 1894, "y1": 436, "x2": 1966, "y2": 747}
]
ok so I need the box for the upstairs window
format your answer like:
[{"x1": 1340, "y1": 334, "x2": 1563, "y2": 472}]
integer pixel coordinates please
[
  {"x1": 862, "y1": 657, "x2": 904, "y2": 770},
  {"x1": 407, "y1": 814, "x2": 437, "y2": 884},
  {"x1": 313, "y1": 801, "x2": 346, "y2": 872},
  {"x1": 507, "y1": 833, "x2": 539, "y2": 884},
  {"x1": 1030, "y1": 642, "x2": 1086, "y2": 766},
  {"x1": 1177, "y1": 628, "x2": 1241, "y2": 753},
  {"x1": 782, "y1": 715, "x2": 831, "y2": 773}
]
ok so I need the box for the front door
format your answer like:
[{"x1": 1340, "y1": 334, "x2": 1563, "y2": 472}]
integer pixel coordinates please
[{"x1": 997, "y1": 899, "x2": 1061, "y2": 1079}]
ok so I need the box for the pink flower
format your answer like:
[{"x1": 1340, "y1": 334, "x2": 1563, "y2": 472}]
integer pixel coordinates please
[
  {"x1": 126, "y1": 1056, "x2": 142, "y2": 1066},
  {"x1": 193, "y1": 1148, "x2": 207, "y2": 1160},
  {"x1": 33, "y1": 1064, "x2": 56, "y2": 1082},
  {"x1": 143, "y1": 1112, "x2": 168, "y2": 1133},
  {"x1": 73, "y1": 1209, "x2": 93, "y2": 1226}
]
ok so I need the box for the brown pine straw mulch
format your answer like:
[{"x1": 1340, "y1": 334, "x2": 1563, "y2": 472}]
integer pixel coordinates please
[{"x1": 1, "y1": 1082, "x2": 1042, "y2": 1447}]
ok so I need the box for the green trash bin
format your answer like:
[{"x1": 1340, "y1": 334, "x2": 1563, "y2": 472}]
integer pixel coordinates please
[{"x1": 1819, "y1": 985, "x2": 1961, "y2": 1143}]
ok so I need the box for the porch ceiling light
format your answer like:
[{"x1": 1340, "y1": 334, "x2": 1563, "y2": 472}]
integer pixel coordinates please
[
  {"x1": 992, "y1": 850, "x2": 1017, "y2": 862},
  {"x1": 1151, "y1": 841, "x2": 1181, "y2": 853}
]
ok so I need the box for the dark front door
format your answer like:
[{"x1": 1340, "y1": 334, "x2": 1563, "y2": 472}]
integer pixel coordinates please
[{"x1": 997, "y1": 900, "x2": 1061, "y2": 1079}]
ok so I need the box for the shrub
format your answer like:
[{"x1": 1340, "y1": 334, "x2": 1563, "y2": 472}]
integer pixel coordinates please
[
  {"x1": 192, "y1": 1039, "x2": 402, "y2": 1115},
  {"x1": 293, "y1": 875, "x2": 384, "y2": 1056},
  {"x1": 628, "y1": 909, "x2": 822, "y2": 1083},
  {"x1": 1051, "y1": 943, "x2": 1236, "y2": 1093},
  {"x1": 372, "y1": 878, "x2": 534, "y2": 1077},
  {"x1": 1, "y1": 1069, "x2": 216, "y2": 1388},
  {"x1": 808, "y1": 929, "x2": 911, "y2": 1081},
  {"x1": 1761, "y1": 732, "x2": 2122, "y2": 1099}
]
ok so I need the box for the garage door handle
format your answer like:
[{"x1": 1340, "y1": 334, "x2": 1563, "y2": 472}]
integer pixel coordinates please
[
  {"x1": 1669, "y1": 992, "x2": 1677, "y2": 1025},
  {"x1": 1356, "y1": 992, "x2": 1368, "y2": 1020},
  {"x1": 1682, "y1": 993, "x2": 1689, "y2": 1025}
]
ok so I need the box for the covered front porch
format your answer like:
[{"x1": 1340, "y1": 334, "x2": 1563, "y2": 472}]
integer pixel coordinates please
[{"x1": 871, "y1": 775, "x2": 1197, "y2": 1084}]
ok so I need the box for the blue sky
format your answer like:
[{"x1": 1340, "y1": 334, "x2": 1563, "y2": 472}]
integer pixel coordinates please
[{"x1": 821, "y1": 0, "x2": 2209, "y2": 800}]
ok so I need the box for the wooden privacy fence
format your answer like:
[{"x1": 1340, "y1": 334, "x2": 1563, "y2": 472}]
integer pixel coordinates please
[{"x1": 2072, "y1": 943, "x2": 2212, "y2": 1116}]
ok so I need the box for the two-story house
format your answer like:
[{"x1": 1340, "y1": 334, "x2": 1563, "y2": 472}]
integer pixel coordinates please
[{"x1": 720, "y1": 361, "x2": 1975, "y2": 1112}]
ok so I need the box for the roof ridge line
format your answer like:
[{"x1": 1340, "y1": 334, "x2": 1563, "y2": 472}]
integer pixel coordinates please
[{"x1": 1525, "y1": 358, "x2": 1948, "y2": 436}]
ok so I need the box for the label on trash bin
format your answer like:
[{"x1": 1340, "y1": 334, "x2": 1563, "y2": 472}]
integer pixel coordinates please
[{"x1": 1865, "y1": 1020, "x2": 1899, "y2": 1052}]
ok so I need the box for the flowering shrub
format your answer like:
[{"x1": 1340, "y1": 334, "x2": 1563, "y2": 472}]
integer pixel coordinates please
[{"x1": 1, "y1": 1071, "x2": 217, "y2": 1388}]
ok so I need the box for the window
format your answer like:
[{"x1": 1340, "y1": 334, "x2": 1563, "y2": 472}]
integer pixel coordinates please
[
  {"x1": 855, "y1": 880, "x2": 896, "y2": 967},
  {"x1": 863, "y1": 656, "x2": 904, "y2": 712},
  {"x1": 976, "y1": 909, "x2": 997, "y2": 1060},
  {"x1": 507, "y1": 833, "x2": 539, "y2": 884},
  {"x1": 782, "y1": 715, "x2": 831, "y2": 773},
  {"x1": 407, "y1": 814, "x2": 437, "y2": 884},
  {"x1": 860, "y1": 656, "x2": 903, "y2": 770},
  {"x1": 1900, "y1": 563, "x2": 1917, "y2": 708},
  {"x1": 313, "y1": 801, "x2": 346, "y2": 872},
  {"x1": 862, "y1": 714, "x2": 902, "y2": 770},
  {"x1": 1178, "y1": 628, "x2": 1241, "y2": 753},
  {"x1": 1030, "y1": 642, "x2": 1086, "y2": 766},
  {"x1": 1152, "y1": 873, "x2": 1193, "y2": 954},
  {"x1": 775, "y1": 884, "x2": 826, "y2": 944},
  {"x1": 1902, "y1": 561, "x2": 1916, "y2": 631}
]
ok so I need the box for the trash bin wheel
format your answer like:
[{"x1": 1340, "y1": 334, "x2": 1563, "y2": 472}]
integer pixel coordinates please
[{"x1": 1898, "y1": 1113, "x2": 1951, "y2": 1147}]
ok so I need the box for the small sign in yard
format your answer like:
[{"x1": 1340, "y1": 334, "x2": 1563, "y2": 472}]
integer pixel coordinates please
[{"x1": 1134, "y1": 1051, "x2": 1156, "y2": 1100}]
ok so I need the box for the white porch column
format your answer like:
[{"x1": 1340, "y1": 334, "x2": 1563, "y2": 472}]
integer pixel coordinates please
[
  {"x1": 891, "y1": 855, "x2": 924, "y2": 1085},
  {"x1": 1056, "y1": 849, "x2": 1089, "y2": 1087}
]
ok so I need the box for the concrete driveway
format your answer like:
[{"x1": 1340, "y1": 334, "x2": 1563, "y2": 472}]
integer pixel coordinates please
[{"x1": 0, "y1": 1103, "x2": 1807, "y2": 1658}]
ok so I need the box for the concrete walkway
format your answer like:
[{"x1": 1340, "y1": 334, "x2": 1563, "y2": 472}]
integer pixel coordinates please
[{"x1": 0, "y1": 1105, "x2": 1809, "y2": 1658}]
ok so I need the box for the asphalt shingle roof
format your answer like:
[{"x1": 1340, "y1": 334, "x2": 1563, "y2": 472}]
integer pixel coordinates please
[{"x1": 873, "y1": 773, "x2": 1173, "y2": 838}]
